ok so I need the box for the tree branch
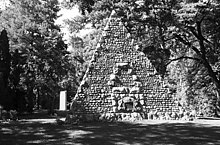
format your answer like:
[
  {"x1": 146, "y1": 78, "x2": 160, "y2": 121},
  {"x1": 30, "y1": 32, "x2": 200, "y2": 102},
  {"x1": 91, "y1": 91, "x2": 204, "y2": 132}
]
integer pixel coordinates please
[
  {"x1": 186, "y1": 24, "x2": 212, "y2": 45},
  {"x1": 185, "y1": 17, "x2": 213, "y2": 46},
  {"x1": 166, "y1": 56, "x2": 201, "y2": 66},
  {"x1": 196, "y1": 19, "x2": 207, "y2": 59},
  {"x1": 186, "y1": 25, "x2": 199, "y2": 39},
  {"x1": 174, "y1": 34, "x2": 202, "y2": 55}
]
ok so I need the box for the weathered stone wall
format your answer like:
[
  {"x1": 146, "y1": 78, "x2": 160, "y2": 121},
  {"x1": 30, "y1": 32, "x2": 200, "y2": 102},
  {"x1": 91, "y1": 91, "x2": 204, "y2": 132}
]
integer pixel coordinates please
[{"x1": 71, "y1": 11, "x2": 181, "y2": 121}]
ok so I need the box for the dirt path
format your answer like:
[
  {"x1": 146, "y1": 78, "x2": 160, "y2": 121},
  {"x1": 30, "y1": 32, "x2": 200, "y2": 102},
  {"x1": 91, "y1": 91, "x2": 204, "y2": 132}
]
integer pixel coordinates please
[{"x1": 0, "y1": 119, "x2": 220, "y2": 145}]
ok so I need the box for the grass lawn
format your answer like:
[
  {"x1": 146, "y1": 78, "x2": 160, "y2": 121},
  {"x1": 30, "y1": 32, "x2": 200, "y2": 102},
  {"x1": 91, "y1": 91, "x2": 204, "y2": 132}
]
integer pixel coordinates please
[{"x1": 0, "y1": 112, "x2": 220, "y2": 145}]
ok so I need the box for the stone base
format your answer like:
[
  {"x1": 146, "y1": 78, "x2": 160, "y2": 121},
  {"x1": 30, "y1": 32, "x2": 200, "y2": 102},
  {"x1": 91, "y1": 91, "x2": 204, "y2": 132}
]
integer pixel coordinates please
[
  {"x1": 99, "y1": 112, "x2": 144, "y2": 122},
  {"x1": 65, "y1": 109, "x2": 196, "y2": 123},
  {"x1": 66, "y1": 112, "x2": 144, "y2": 123}
]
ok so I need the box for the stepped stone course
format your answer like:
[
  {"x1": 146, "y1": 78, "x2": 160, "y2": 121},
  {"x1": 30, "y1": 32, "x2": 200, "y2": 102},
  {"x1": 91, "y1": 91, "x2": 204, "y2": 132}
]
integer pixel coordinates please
[{"x1": 70, "y1": 10, "x2": 184, "y2": 122}]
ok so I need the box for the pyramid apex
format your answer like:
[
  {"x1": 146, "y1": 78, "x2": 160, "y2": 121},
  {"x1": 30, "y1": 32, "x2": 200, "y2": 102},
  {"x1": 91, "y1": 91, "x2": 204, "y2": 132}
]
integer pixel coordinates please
[{"x1": 110, "y1": 10, "x2": 117, "y2": 17}]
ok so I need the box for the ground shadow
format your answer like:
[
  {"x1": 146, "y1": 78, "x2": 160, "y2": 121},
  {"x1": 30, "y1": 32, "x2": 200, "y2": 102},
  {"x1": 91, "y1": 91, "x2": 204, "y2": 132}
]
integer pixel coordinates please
[
  {"x1": 0, "y1": 120, "x2": 220, "y2": 145},
  {"x1": 71, "y1": 121, "x2": 220, "y2": 145},
  {"x1": 18, "y1": 110, "x2": 68, "y2": 120}
]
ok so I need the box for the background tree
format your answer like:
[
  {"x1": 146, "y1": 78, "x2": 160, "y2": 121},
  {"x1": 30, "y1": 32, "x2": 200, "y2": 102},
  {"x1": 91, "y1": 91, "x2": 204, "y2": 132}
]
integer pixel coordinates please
[
  {"x1": 0, "y1": 29, "x2": 11, "y2": 109},
  {"x1": 0, "y1": 0, "x2": 77, "y2": 114}
]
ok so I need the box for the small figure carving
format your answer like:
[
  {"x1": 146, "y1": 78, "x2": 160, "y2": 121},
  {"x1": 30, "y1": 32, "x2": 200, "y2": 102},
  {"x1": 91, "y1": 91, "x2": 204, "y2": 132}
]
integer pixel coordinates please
[
  {"x1": 112, "y1": 99, "x2": 117, "y2": 106},
  {"x1": 109, "y1": 74, "x2": 118, "y2": 81},
  {"x1": 130, "y1": 86, "x2": 140, "y2": 94},
  {"x1": 135, "y1": 44, "x2": 142, "y2": 51},
  {"x1": 116, "y1": 62, "x2": 129, "y2": 68},
  {"x1": 107, "y1": 80, "x2": 116, "y2": 87},
  {"x1": 132, "y1": 75, "x2": 140, "y2": 81},
  {"x1": 112, "y1": 87, "x2": 129, "y2": 94},
  {"x1": 127, "y1": 68, "x2": 134, "y2": 75},
  {"x1": 113, "y1": 67, "x2": 120, "y2": 75}
]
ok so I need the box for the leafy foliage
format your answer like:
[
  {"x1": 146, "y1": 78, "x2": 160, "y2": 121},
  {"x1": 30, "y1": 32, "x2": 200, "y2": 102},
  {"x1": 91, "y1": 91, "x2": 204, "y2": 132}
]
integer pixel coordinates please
[{"x1": 0, "y1": 0, "x2": 77, "y2": 113}]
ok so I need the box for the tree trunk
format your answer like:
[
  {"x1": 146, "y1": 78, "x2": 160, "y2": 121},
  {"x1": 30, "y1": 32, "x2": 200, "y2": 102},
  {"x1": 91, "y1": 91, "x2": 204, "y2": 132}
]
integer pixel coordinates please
[
  {"x1": 0, "y1": 72, "x2": 5, "y2": 105},
  {"x1": 27, "y1": 86, "x2": 34, "y2": 113},
  {"x1": 48, "y1": 94, "x2": 56, "y2": 115},
  {"x1": 195, "y1": 23, "x2": 220, "y2": 116},
  {"x1": 36, "y1": 88, "x2": 40, "y2": 110},
  {"x1": 201, "y1": 54, "x2": 220, "y2": 116}
]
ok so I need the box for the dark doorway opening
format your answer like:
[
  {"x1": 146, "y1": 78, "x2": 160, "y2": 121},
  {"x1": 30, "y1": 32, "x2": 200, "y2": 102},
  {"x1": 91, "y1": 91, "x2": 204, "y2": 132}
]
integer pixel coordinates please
[{"x1": 124, "y1": 102, "x2": 133, "y2": 112}]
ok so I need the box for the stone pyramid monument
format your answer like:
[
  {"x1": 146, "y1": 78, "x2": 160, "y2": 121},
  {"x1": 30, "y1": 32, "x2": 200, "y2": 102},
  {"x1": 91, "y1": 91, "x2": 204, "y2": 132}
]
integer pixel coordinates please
[{"x1": 70, "y1": 11, "x2": 181, "y2": 121}]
